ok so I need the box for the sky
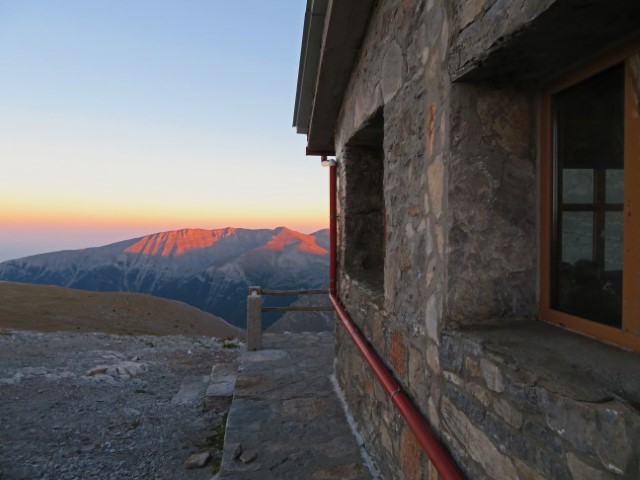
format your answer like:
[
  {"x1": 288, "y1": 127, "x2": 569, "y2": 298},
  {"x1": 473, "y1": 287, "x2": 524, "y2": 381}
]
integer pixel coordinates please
[{"x1": 0, "y1": 0, "x2": 328, "y2": 261}]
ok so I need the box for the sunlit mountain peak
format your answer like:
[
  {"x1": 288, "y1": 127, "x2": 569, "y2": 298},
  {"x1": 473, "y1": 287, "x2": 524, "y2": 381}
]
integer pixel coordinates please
[
  {"x1": 124, "y1": 228, "x2": 237, "y2": 257},
  {"x1": 260, "y1": 227, "x2": 328, "y2": 255}
]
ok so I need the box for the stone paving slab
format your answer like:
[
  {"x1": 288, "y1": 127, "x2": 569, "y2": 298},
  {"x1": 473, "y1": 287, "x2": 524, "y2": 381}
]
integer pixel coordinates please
[{"x1": 219, "y1": 332, "x2": 372, "y2": 480}]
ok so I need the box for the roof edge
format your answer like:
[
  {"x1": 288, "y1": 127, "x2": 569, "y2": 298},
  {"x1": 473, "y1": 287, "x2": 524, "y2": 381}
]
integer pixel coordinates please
[
  {"x1": 292, "y1": 0, "x2": 328, "y2": 134},
  {"x1": 293, "y1": 0, "x2": 376, "y2": 153}
]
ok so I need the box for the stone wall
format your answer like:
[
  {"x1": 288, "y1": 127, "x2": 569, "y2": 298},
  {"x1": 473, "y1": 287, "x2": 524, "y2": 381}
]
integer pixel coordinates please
[
  {"x1": 335, "y1": 1, "x2": 450, "y2": 478},
  {"x1": 331, "y1": 0, "x2": 640, "y2": 479},
  {"x1": 446, "y1": 83, "x2": 537, "y2": 326}
]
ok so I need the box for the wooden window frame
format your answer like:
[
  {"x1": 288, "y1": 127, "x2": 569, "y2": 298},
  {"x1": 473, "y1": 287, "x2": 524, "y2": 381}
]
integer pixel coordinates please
[{"x1": 540, "y1": 41, "x2": 640, "y2": 352}]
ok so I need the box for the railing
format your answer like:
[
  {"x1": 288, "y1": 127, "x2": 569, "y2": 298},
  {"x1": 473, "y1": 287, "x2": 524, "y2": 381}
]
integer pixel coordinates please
[{"x1": 246, "y1": 286, "x2": 333, "y2": 350}]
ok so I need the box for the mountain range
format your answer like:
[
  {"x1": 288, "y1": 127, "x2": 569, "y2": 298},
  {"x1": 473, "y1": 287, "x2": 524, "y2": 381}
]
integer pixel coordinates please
[{"x1": 0, "y1": 227, "x2": 330, "y2": 328}]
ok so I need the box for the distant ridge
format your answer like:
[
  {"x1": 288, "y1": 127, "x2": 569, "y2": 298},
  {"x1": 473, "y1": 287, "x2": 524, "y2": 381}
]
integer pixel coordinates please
[
  {"x1": 0, "y1": 227, "x2": 329, "y2": 329},
  {"x1": 267, "y1": 294, "x2": 334, "y2": 334},
  {"x1": 124, "y1": 228, "x2": 238, "y2": 257}
]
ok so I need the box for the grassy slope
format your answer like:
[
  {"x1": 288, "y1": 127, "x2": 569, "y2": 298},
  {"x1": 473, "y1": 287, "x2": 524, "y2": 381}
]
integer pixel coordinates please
[{"x1": 0, "y1": 281, "x2": 244, "y2": 339}]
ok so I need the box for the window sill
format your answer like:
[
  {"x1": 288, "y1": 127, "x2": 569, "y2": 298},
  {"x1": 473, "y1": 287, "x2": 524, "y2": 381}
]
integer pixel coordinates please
[
  {"x1": 443, "y1": 319, "x2": 640, "y2": 406},
  {"x1": 343, "y1": 271, "x2": 384, "y2": 307}
]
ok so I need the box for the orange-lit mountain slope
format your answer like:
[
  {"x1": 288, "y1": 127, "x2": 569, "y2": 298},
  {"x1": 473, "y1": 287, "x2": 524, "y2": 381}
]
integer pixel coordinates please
[
  {"x1": 125, "y1": 228, "x2": 237, "y2": 257},
  {"x1": 259, "y1": 227, "x2": 328, "y2": 255}
]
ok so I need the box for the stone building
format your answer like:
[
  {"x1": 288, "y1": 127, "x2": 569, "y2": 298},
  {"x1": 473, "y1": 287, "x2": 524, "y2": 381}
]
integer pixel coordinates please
[{"x1": 293, "y1": 1, "x2": 640, "y2": 479}]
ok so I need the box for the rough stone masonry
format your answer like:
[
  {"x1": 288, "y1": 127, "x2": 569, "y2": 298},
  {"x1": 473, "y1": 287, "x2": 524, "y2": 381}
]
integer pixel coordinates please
[{"x1": 312, "y1": 0, "x2": 640, "y2": 479}]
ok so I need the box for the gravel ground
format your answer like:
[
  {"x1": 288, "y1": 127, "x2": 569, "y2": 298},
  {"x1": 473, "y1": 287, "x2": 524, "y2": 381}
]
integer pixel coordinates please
[{"x1": 0, "y1": 330, "x2": 241, "y2": 480}]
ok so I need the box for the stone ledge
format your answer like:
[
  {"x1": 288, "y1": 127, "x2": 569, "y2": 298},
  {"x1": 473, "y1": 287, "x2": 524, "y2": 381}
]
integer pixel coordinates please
[
  {"x1": 345, "y1": 273, "x2": 385, "y2": 305},
  {"x1": 450, "y1": 0, "x2": 640, "y2": 84},
  {"x1": 340, "y1": 274, "x2": 385, "y2": 311},
  {"x1": 443, "y1": 320, "x2": 640, "y2": 406},
  {"x1": 440, "y1": 320, "x2": 640, "y2": 478}
]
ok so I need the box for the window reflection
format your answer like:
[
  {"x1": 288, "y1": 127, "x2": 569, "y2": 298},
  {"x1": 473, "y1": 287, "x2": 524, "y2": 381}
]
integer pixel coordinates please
[{"x1": 552, "y1": 64, "x2": 624, "y2": 327}]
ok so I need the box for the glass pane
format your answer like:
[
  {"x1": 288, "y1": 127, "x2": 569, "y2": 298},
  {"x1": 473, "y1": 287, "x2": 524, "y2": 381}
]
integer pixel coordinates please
[
  {"x1": 555, "y1": 66, "x2": 624, "y2": 170},
  {"x1": 604, "y1": 212, "x2": 623, "y2": 272},
  {"x1": 561, "y1": 212, "x2": 593, "y2": 265},
  {"x1": 563, "y1": 169, "x2": 593, "y2": 203},
  {"x1": 552, "y1": 64, "x2": 624, "y2": 328},
  {"x1": 606, "y1": 169, "x2": 624, "y2": 204}
]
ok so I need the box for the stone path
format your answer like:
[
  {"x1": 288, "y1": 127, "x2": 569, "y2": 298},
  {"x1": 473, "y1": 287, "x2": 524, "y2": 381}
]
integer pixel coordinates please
[{"x1": 218, "y1": 332, "x2": 374, "y2": 480}]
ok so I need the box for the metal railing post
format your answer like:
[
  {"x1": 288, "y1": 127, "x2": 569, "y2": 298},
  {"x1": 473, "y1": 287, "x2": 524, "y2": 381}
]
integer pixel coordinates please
[{"x1": 247, "y1": 286, "x2": 262, "y2": 351}]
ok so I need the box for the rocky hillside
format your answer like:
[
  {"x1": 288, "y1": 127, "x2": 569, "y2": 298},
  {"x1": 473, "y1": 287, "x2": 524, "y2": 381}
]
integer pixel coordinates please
[
  {"x1": 0, "y1": 227, "x2": 329, "y2": 328},
  {"x1": 266, "y1": 295, "x2": 334, "y2": 334},
  {"x1": 0, "y1": 281, "x2": 243, "y2": 338}
]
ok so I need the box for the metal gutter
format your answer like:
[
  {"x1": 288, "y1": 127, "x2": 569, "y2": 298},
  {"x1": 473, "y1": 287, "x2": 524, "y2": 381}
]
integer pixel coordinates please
[{"x1": 293, "y1": 0, "x2": 328, "y2": 134}]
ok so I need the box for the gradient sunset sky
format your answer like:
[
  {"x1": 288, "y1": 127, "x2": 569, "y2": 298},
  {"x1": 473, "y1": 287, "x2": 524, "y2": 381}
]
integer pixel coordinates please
[{"x1": 0, "y1": 0, "x2": 328, "y2": 261}]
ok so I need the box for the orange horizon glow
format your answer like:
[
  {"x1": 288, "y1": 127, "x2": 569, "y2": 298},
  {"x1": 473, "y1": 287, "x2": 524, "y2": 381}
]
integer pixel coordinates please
[
  {"x1": 0, "y1": 215, "x2": 327, "y2": 233},
  {"x1": 0, "y1": 215, "x2": 329, "y2": 261},
  {"x1": 0, "y1": 198, "x2": 328, "y2": 234}
]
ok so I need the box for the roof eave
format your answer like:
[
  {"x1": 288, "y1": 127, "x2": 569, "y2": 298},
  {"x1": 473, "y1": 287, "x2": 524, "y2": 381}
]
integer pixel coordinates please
[
  {"x1": 292, "y1": 0, "x2": 328, "y2": 135},
  {"x1": 293, "y1": 0, "x2": 376, "y2": 154}
]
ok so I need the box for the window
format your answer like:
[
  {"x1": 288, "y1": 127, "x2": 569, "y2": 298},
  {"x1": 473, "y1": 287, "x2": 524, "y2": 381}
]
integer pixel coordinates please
[
  {"x1": 541, "y1": 43, "x2": 640, "y2": 351},
  {"x1": 343, "y1": 108, "x2": 385, "y2": 294}
]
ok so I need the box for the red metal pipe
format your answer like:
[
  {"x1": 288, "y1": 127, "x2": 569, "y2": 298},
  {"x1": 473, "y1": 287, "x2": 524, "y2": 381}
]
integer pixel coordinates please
[
  {"x1": 330, "y1": 294, "x2": 465, "y2": 480},
  {"x1": 329, "y1": 163, "x2": 337, "y2": 295},
  {"x1": 327, "y1": 162, "x2": 465, "y2": 480},
  {"x1": 330, "y1": 295, "x2": 404, "y2": 396}
]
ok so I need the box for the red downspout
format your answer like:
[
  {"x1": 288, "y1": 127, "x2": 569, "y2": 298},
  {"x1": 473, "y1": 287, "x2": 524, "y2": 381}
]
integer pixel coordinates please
[
  {"x1": 327, "y1": 162, "x2": 465, "y2": 480},
  {"x1": 329, "y1": 162, "x2": 337, "y2": 295}
]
